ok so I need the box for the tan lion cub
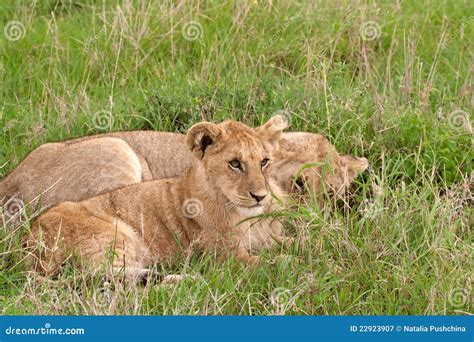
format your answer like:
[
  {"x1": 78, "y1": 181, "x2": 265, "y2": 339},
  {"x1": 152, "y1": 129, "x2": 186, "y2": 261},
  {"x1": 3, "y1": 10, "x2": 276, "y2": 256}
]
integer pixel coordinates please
[{"x1": 23, "y1": 117, "x2": 287, "y2": 277}]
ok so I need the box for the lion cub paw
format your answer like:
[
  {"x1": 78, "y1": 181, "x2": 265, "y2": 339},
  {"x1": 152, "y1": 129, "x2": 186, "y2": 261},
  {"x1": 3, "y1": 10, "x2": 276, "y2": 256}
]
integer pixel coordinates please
[{"x1": 245, "y1": 255, "x2": 262, "y2": 267}]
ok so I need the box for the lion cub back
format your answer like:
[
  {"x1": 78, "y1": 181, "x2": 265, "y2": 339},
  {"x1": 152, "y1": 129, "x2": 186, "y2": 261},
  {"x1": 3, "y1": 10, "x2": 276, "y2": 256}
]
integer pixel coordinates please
[{"x1": 1, "y1": 137, "x2": 147, "y2": 213}]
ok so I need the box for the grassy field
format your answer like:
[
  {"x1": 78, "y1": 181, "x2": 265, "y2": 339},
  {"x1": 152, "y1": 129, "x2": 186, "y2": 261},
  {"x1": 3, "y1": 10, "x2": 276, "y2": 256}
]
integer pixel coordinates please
[{"x1": 0, "y1": 0, "x2": 472, "y2": 315}]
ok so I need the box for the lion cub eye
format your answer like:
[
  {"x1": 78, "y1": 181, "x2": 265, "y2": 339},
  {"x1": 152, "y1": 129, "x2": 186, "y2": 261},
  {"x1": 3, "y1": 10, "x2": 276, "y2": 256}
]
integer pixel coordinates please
[
  {"x1": 260, "y1": 158, "x2": 269, "y2": 167},
  {"x1": 229, "y1": 159, "x2": 241, "y2": 169},
  {"x1": 294, "y1": 177, "x2": 305, "y2": 192}
]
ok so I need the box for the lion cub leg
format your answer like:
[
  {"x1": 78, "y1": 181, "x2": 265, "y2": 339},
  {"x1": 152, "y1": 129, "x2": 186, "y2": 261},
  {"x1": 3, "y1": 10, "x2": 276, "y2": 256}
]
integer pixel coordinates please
[{"x1": 23, "y1": 202, "x2": 148, "y2": 278}]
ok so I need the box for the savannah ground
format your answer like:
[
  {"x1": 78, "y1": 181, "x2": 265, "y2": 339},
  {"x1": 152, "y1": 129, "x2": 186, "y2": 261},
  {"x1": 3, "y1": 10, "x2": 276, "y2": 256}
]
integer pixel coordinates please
[{"x1": 0, "y1": 0, "x2": 472, "y2": 315}]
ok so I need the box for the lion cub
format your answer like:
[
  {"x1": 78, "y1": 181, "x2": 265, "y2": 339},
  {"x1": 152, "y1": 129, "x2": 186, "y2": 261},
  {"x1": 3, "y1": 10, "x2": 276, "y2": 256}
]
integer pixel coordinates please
[{"x1": 23, "y1": 116, "x2": 288, "y2": 277}]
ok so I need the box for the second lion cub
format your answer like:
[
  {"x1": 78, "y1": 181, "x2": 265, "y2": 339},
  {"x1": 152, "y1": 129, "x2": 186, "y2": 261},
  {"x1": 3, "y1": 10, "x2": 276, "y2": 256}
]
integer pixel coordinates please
[{"x1": 24, "y1": 116, "x2": 288, "y2": 277}]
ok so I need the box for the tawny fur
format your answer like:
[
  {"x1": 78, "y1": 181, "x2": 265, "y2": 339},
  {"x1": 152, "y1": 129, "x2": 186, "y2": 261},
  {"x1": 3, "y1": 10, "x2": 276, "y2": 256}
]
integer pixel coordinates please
[
  {"x1": 23, "y1": 117, "x2": 287, "y2": 277},
  {"x1": 272, "y1": 132, "x2": 368, "y2": 199},
  {"x1": 1, "y1": 128, "x2": 367, "y2": 216}
]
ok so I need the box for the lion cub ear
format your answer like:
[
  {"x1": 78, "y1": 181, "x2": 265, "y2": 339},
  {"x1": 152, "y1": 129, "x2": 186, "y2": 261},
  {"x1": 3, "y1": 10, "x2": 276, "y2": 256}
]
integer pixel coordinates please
[
  {"x1": 255, "y1": 115, "x2": 288, "y2": 147},
  {"x1": 186, "y1": 122, "x2": 222, "y2": 159}
]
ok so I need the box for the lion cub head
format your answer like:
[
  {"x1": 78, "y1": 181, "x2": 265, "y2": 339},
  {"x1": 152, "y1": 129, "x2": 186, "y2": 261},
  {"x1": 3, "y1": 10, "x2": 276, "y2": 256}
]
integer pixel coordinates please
[
  {"x1": 186, "y1": 116, "x2": 287, "y2": 217},
  {"x1": 269, "y1": 132, "x2": 369, "y2": 200}
]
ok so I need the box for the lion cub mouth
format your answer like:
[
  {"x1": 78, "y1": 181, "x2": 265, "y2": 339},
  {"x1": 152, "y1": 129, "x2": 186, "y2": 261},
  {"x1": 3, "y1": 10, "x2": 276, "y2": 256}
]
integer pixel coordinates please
[{"x1": 236, "y1": 204, "x2": 264, "y2": 217}]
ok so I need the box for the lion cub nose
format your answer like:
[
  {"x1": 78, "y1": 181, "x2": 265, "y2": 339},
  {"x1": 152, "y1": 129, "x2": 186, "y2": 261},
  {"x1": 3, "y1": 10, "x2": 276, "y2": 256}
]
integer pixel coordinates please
[{"x1": 249, "y1": 191, "x2": 267, "y2": 203}]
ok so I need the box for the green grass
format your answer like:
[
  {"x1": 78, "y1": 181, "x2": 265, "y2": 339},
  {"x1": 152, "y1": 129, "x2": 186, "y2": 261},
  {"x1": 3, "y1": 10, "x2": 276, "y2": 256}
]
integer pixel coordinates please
[{"x1": 0, "y1": 0, "x2": 472, "y2": 315}]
